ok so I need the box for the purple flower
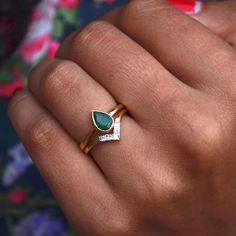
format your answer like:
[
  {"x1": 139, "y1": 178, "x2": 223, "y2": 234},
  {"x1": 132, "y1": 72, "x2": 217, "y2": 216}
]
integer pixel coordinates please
[
  {"x1": 2, "y1": 143, "x2": 33, "y2": 186},
  {"x1": 14, "y1": 212, "x2": 69, "y2": 236}
]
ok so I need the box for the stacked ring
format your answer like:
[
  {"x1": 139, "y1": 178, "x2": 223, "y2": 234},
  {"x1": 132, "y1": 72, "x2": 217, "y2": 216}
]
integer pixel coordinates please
[{"x1": 80, "y1": 104, "x2": 127, "y2": 154}]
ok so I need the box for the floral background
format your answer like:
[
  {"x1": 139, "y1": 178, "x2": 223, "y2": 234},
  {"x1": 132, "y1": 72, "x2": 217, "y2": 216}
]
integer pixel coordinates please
[
  {"x1": 0, "y1": 0, "x2": 200, "y2": 235},
  {"x1": 0, "y1": 0, "x2": 128, "y2": 235}
]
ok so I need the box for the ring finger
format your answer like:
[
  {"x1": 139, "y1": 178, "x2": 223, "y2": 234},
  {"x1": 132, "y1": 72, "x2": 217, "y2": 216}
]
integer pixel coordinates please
[
  {"x1": 28, "y1": 59, "x2": 145, "y2": 184},
  {"x1": 102, "y1": 0, "x2": 236, "y2": 94}
]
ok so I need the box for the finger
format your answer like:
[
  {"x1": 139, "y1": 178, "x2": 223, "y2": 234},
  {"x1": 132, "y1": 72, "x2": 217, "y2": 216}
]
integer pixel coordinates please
[
  {"x1": 101, "y1": 0, "x2": 202, "y2": 22},
  {"x1": 29, "y1": 59, "x2": 117, "y2": 143},
  {"x1": 100, "y1": 6, "x2": 121, "y2": 25},
  {"x1": 28, "y1": 59, "x2": 145, "y2": 184},
  {"x1": 8, "y1": 90, "x2": 112, "y2": 228},
  {"x1": 56, "y1": 20, "x2": 189, "y2": 124},
  {"x1": 101, "y1": 0, "x2": 202, "y2": 21},
  {"x1": 103, "y1": 0, "x2": 236, "y2": 93},
  {"x1": 191, "y1": 0, "x2": 236, "y2": 47}
]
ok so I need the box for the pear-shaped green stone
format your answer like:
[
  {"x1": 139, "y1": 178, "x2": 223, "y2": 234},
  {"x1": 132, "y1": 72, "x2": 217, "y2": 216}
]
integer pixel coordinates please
[{"x1": 92, "y1": 111, "x2": 114, "y2": 132}]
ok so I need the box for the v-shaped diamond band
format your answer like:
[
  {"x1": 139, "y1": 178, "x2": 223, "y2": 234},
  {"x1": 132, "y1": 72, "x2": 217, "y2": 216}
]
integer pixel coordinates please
[
  {"x1": 80, "y1": 104, "x2": 127, "y2": 155},
  {"x1": 99, "y1": 118, "x2": 121, "y2": 142}
]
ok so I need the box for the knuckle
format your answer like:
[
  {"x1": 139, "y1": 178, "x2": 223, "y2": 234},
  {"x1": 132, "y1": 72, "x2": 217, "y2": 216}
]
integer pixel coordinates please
[
  {"x1": 40, "y1": 60, "x2": 77, "y2": 96},
  {"x1": 166, "y1": 97, "x2": 223, "y2": 160},
  {"x1": 184, "y1": 116, "x2": 223, "y2": 158},
  {"x1": 72, "y1": 20, "x2": 113, "y2": 48},
  {"x1": 25, "y1": 115, "x2": 56, "y2": 153},
  {"x1": 161, "y1": 176, "x2": 191, "y2": 209},
  {"x1": 133, "y1": 175, "x2": 193, "y2": 230}
]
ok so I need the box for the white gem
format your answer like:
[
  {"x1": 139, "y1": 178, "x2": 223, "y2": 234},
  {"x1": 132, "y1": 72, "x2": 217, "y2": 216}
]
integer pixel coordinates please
[{"x1": 98, "y1": 118, "x2": 121, "y2": 142}]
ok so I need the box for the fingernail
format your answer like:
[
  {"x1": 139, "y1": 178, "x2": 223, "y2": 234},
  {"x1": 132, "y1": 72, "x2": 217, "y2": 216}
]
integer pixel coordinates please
[
  {"x1": 167, "y1": 0, "x2": 202, "y2": 14},
  {"x1": 12, "y1": 87, "x2": 23, "y2": 97}
]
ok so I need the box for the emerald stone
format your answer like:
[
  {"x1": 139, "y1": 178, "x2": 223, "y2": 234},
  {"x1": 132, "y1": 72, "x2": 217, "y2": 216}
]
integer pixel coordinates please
[{"x1": 92, "y1": 111, "x2": 114, "y2": 132}]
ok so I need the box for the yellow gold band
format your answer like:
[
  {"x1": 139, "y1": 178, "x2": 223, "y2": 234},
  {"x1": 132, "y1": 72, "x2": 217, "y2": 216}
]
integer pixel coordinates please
[{"x1": 80, "y1": 104, "x2": 127, "y2": 154}]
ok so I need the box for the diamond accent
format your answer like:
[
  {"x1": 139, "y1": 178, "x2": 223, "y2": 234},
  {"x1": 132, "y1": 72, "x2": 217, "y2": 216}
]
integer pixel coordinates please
[{"x1": 99, "y1": 118, "x2": 120, "y2": 142}]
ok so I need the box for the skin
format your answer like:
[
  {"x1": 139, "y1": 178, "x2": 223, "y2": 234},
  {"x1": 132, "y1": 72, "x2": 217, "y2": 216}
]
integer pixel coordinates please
[
  {"x1": 193, "y1": 0, "x2": 236, "y2": 47},
  {"x1": 8, "y1": 0, "x2": 236, "y2": 235}
]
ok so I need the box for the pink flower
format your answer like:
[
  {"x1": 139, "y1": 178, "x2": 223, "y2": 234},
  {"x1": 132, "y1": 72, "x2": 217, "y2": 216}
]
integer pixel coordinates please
[
  {"x1": 59, "y1": 0, "x2": 80, "y2": 9},
  {"x1": 19, "y1": 34, "x2": 50, "y2": 63},
  {"x1": 7, "y1": 190, "x2": 28, "y2": 205},
  {"x1": 48, "y1": 40, "x2": 60, "y2": 59},
  {"x1": 0, "y1": 78, "x2": 24, "y2": 98},
  {"x1": 167, "y1": 0, "x2": 202, "y2": 14}
]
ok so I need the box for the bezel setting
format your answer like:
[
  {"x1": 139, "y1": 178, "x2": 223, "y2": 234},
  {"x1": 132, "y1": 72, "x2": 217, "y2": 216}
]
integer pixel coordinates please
[{"x1": 92, "y1": 110, "x2": 115, "y2": 133}]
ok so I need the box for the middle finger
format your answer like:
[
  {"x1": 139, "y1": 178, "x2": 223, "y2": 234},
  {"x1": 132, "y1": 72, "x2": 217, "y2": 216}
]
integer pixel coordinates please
[
  {"x1": 57, "y1": 21, "x2": 189, "y2": 125},
  {"x1": 109, "y1": 0, "x2": 236, "y2": 93}
]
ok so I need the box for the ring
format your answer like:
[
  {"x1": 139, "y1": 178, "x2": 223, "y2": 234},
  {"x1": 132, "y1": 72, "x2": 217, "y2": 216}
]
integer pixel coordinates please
[{"x1": 80, "y1": 104, "x2": 127, "y2": 154}]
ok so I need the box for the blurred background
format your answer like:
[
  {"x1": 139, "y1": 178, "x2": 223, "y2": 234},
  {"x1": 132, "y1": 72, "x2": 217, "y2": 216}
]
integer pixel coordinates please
[{"x1": 0, "y1": 1, "x2": 127, "y2": 235}]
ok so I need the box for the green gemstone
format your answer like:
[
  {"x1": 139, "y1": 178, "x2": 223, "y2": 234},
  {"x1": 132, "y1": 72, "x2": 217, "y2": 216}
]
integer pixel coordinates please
[{"x1": 92, "y1": 111, "x2": 114, "y2": 132}]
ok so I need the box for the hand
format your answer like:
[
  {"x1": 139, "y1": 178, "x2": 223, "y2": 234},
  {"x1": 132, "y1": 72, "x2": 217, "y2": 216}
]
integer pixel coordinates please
[{"x1": 8, "y1": 0, "x2": 236, "y2": 235}]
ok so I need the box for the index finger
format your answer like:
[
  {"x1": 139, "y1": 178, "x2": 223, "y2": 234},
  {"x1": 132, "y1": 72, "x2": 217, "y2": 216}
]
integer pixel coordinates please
[{"x1": 102, "y1": 0, "x2": 236, "y2": 93}]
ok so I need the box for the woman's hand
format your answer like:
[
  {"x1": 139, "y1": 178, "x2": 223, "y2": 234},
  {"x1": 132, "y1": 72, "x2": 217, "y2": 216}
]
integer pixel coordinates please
[{"x1": 8, "y1": 0, "x2": 236, "y2": 235}]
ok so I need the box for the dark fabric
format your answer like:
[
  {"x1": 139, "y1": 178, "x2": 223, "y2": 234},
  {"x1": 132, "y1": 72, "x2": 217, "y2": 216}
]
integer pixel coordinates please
[
  {"x1": 0, "y1": 1, "x2": 127, "y2": 235},
  {"x1": 0, "y1": 0, "x2": 41, "y2": 64}
]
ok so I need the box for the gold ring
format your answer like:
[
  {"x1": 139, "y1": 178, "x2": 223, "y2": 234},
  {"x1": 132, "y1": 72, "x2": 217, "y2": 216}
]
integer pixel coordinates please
[{"x1": 80, "y1": 104, "x2": 127, "y2": 154}]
